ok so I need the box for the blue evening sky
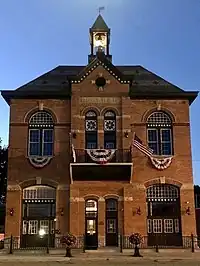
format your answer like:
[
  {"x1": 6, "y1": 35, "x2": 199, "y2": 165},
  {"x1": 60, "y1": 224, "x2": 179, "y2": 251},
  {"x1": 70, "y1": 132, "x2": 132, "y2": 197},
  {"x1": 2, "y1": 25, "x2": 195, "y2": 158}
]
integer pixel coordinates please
[{"x1": 0, "y1": 0, "x2": 200, "y2": 183}]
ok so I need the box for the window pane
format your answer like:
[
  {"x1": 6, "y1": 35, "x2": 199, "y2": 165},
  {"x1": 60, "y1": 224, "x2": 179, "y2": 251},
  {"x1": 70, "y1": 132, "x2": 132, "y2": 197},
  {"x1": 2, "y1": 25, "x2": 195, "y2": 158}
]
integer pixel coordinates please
[
  {"x1": 86, "y1": 142, "x2": 97, "y2": 149},
  {"x1": 149, "y1": 143, "x2": 158, "y2": 154},
  {"x1": 27, "y1": 204, "x2": 51, "y2": 217},
  {"x1": 105, "y1": 142, "x2": 115, "y2": 149},
  {"x1": 164, "y1": 219, "x2": 173, "y2": 233},
  {"x1": 43, "y1": 129, "x2": 53, "y2": 142},
  {"x1": 28, "y1": 220, "x2": 38, "y2": 235},
  {"x1": 153, "y1": 219, "x2": 162, "y2": 233},
  {"x1": 161, "y1": 129, "x2": 171, "y2": 142},
  {"x1": 30, "y1": 130, "x2": 40, "y2": 142},
  {"x1": 148, "y1": 129, "x2": 158, "y2": 142},
  {"x1": 43, "y1": 143, "x2": 53, "y2": 156},
  {"x1": 161, "y1": 143, "x2": 172, "y2": 155},
  {"x1": 30, "y1": 143, "x2": 40, "y2": 156},
  {"x1": 107, "y1": 219, "x2": 116, "y2": 233}
]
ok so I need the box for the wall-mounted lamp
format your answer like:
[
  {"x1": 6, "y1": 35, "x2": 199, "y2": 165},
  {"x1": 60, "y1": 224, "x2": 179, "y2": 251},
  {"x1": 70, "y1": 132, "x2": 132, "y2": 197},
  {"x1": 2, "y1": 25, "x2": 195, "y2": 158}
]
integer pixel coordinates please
[
  {"x1": 136, "y1": 206, "x2": 141, "y2": 215},
  {"x1": 72, "y1": 132, "x2": 77, "y2": 139},
  {"x1": 8, "y1": 208, "x2": 14, "y2": 216},
  {"x1": 124, "y1": 131, "x2": 129, "y2": 138},
  {"x1": 132, "y1": 207, "x2": 142, "y2": 216},
  {"x1": 59, "y1": 208, "x2": 64, "y2": 216},
  {"x1": 186, "y1": 207, "x2": 191, "y2": 215}
]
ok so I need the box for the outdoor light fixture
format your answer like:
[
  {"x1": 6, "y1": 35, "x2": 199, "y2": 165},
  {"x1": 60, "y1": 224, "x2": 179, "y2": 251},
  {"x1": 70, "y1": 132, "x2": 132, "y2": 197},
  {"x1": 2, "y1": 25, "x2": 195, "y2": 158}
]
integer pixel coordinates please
[
  {"x1": 136, "y1": 207, "x2": 141, "y2": 215},
  {"x1": 39, "y1": 229, "x2": 46, "y2": 237},
  {"x1": 60, "y1": 208, "x2": 64, "y2": 216},
  {"x1": 132, "y1": 207, "x2": 142, "y2": 216},
  {"x1": 72, "y1": 132, "x2": 77, "y2": 139},
  {"x1": 186, "y1": 206, "x2": 191, "y2": 215},
  {"x1": 124, "y1": 131, "x2": 129, "y2": 138},
  {"x1": 9, "y1": 208, "x2": 14, "y2": 216}
]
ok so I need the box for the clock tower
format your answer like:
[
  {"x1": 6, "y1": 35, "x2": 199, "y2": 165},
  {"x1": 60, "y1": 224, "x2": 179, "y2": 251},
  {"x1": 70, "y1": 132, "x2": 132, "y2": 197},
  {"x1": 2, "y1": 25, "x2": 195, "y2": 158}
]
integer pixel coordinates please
[{"x1": 88, "y1": 14, "x2": 112, "y2": 63}]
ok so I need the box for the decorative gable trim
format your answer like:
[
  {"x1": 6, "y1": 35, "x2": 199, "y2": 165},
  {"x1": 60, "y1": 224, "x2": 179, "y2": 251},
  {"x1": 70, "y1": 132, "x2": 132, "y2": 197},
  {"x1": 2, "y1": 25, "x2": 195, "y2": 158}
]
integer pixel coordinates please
[{"x1": 71, "y1": 60, "x2": 131, "y2": 84}]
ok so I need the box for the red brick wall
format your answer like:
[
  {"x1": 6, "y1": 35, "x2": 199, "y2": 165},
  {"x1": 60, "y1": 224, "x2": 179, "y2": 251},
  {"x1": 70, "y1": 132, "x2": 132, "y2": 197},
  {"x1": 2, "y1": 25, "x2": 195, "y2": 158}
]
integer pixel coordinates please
[{"x1": 4, "y1": 66, "x2": 197, "y2": 242}]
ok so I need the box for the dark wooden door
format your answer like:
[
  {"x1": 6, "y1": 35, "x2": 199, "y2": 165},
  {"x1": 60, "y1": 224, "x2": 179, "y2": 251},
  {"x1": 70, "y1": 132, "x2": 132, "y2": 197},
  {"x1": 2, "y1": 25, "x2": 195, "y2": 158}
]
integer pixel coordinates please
[
  {"x1": 21, "y1": 219, "x2": 55, "y2": 248},
  {"x1": 147, "y1": 218, "x2": 182, "y2": 246},
  {"x1": 85, "y1": 218, "x2": 98, "y2": 249},
  {"x1": 105, "y1": 199, "x2": 118, "y2": 246},
  {"x1": 85, "y1": 199, "x2": 98, "y2": 249}
]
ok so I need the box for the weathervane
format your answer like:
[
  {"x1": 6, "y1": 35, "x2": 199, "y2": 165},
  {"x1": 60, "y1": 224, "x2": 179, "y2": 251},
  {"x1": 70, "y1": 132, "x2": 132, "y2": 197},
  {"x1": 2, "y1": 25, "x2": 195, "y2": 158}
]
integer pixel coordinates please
[{"x1": 98, "y1": 6, "x2": 105, "y2": 14}]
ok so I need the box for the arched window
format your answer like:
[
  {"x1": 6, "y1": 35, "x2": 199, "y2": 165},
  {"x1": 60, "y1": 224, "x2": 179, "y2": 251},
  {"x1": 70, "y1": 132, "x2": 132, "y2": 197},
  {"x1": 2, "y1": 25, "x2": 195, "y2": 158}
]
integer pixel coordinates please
[
  {"x1": 104, "y1": 111, "x2": 116, "y2": 149},
  {"x1": 85, "y1": 111, "x2": 98, "y2": 149},
  {"x1": 146, "y1": 184, "x2": 179, "y2": 201},
  {"x1": 147, "y1": 112, "x2": 173, "y2": 155},
  {"x1": 28, "y1": 111, "x2": 54, "y2": 157}
]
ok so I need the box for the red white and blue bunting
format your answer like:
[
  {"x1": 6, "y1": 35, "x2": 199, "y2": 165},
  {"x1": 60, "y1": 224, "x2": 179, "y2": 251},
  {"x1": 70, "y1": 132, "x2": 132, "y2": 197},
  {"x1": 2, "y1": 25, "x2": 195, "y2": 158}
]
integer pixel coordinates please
[
  {"x1": 150, "y1": 156, "x2": 173, "y2": 170},
  {"x1": 132, "y1": 133, "x2": 173, "y2": 170},
  {"x1": 86, "y1": 149, "x2": 116, "y2": 164}
]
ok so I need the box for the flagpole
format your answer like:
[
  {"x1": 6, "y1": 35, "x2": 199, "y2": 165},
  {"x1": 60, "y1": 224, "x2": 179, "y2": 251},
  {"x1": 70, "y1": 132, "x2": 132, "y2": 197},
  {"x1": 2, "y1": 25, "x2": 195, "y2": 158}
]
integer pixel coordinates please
[{"x1": 131, "y1": 132, "x2": 136, "y2": 156}]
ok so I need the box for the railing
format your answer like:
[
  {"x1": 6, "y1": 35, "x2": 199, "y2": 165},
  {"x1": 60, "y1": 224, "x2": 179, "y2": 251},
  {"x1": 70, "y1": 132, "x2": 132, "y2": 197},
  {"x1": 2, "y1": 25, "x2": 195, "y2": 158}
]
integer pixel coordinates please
[
  {"x1": 2, "y1": 234, "x2": 197, "y2": 254},
  {"x1": 73, "y1": 149, "x2": 132, "y2": 163},
  {"x1": 122, "y1": 235, "x2": 193, "y2": 250}
]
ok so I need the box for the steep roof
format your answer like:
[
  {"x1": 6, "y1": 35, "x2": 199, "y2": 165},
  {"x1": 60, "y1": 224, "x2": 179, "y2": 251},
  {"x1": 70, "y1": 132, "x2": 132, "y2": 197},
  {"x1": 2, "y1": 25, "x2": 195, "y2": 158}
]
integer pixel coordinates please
[
  {"x1": 90, "y1": 14, "x2": 109, "y2": 31},
  {"x1": 1, "y1": 60, "x2": 198, "y2": 105}
]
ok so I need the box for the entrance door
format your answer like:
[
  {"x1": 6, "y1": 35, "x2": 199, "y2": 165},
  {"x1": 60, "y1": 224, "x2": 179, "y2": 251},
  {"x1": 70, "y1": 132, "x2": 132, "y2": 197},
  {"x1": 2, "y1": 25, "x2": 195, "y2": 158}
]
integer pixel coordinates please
[
  {"x1": 146, "y1": 185, "x2": 182, "y2": 247},
  {"x1": 85, "y1": 199, "x2": 98, "y2": 249},
  {"x1": 106, "y1": 199, "x2": 118, "y2": 246}
]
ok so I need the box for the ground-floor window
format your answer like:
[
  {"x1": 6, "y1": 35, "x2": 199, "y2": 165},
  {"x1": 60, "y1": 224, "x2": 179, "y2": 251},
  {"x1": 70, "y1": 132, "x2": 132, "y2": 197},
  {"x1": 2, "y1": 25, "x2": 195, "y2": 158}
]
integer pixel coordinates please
[{"x1": 146, "y1": 184, "x2": 182, "y2": 246}]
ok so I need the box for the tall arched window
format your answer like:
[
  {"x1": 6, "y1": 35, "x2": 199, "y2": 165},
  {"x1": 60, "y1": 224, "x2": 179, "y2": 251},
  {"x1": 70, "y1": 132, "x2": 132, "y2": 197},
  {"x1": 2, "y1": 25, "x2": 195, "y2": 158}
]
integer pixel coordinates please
[
  {"x1": 28, "y1": 111, "x2": 54, "y2": 157},
  {"x1": 104, "y1": 111, "x2": 116, "y2": 149},
  {"x1": 85, "y1": 111, "x2": 98, "y2": 149},
  {"x1": 147, "y1": 112, "x2": 173, "y2": 155}
]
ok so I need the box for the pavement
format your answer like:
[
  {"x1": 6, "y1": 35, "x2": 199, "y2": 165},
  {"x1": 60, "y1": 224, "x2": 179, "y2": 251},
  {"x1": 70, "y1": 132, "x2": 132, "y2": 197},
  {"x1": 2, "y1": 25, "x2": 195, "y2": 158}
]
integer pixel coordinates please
[{"x1": 1, "y1": 249, "x2": 200, "y2": 265}]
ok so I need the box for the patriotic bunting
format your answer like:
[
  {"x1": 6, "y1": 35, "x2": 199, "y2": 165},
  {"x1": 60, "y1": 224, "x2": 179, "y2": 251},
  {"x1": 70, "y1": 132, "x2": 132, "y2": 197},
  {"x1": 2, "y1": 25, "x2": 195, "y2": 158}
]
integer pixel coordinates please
[
  {"x1": 86, "y1": 149, "x2": 116, "y2": 164},
  {"x1": 132, "y1": 133, "x2": 173, "y2": 170}
]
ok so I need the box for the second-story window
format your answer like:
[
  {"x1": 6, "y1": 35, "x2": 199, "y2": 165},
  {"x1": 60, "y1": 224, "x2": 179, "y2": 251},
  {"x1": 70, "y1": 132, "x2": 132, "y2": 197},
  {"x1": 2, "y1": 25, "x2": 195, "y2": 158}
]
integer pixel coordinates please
[
  {"x1": 28, "y1": 111, "x2": 54, "y2": 157},
  {"x1": 104, "y1": 111, "x2": 116, "y2": 149},
  {"x1": 147, "y1": 111, "x2": 173, "y2": 156},
  {"x1": 85, "y1": 111, "x2": 98, "y2": 149}
]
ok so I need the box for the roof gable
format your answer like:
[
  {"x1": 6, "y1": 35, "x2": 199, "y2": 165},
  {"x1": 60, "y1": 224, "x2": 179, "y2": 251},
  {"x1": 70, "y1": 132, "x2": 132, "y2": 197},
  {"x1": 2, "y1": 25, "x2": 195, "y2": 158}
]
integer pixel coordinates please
[{"x1": 71, "y1": 52, "x2": 132, "y2": 84}]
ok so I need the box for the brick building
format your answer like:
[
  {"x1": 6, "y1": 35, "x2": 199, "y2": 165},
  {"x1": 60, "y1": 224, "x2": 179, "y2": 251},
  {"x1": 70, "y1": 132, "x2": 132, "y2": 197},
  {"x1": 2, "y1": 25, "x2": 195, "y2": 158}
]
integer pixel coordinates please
[{"x1": 1, "y1": 14, "x2": 199, "y2": 249}]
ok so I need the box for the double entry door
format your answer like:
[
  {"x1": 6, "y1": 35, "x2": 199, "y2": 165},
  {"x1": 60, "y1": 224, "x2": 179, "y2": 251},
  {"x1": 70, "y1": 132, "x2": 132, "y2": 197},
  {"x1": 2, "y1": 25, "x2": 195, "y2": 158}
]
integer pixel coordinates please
[
  {"x1": 85, "y1": 199, "x2": 118, "y2": 249},
  {"x1": 147, "y1": 200, "x2": 182, "y2": 246},
  {"x1": 21, "y1": 219, "x2": 55, "y2": 248}
]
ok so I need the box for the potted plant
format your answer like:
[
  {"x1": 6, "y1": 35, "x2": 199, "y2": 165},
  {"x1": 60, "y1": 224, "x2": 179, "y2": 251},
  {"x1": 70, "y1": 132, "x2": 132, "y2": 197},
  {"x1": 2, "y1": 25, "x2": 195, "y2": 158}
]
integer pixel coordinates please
[
  {"x1": 60, "y1": 233, "x2": 76, "y2": 257},
  {"x1": 129, "y1": 233, "x2": 143, "y2": 257}
]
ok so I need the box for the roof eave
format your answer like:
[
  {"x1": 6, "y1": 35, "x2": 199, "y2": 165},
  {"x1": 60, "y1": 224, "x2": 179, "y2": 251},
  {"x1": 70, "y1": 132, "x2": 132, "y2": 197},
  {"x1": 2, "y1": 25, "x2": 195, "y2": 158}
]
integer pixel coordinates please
[
  {"x1": 1, "y1": 90, "x2": 71, "y2": 105},
  {"x1": 129, "y1": 91, "x2": 199, "y2": 105}
]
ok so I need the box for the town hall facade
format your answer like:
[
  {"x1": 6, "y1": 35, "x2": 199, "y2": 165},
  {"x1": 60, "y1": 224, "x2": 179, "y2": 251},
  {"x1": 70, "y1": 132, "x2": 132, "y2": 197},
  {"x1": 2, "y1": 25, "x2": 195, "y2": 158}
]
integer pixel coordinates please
[{"x1": 1, "y1": 14, "x2": 198, "y2": 249}]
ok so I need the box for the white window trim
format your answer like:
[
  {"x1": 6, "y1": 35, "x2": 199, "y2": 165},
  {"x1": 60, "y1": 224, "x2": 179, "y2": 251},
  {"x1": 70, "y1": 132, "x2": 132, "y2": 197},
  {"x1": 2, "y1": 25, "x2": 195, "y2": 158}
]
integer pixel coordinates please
[{"x1": 164, "y1": 219, "x2": 174, "y2": 233}]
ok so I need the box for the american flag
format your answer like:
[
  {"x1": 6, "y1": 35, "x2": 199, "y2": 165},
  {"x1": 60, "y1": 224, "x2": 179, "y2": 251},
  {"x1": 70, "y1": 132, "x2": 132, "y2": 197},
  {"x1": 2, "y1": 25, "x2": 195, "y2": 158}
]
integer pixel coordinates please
[
  {"x1": 98, "y1": 6, "x2": 105, "y2": 13},
  {"x1": 132, "y1": 134, "x2": 154, "y2": 157}
]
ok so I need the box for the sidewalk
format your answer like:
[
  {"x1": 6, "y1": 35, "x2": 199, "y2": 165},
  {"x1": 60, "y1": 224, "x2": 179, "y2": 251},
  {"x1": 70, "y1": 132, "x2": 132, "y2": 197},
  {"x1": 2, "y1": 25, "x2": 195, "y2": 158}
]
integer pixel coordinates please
[{"x1": 0, "y1": 249, "x2": 200, "y2": 262}]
